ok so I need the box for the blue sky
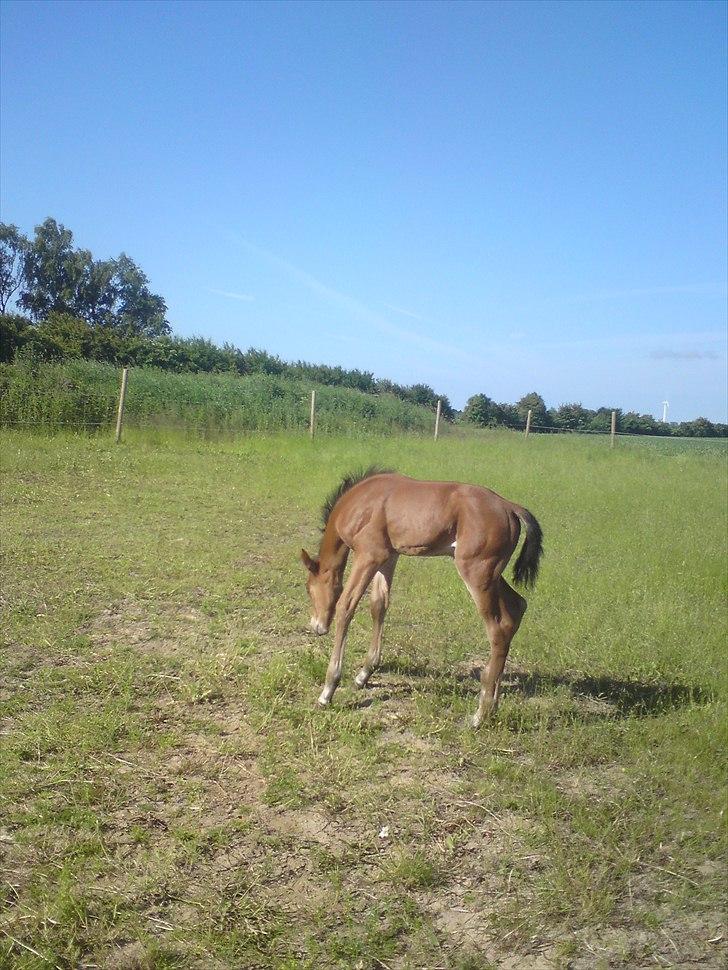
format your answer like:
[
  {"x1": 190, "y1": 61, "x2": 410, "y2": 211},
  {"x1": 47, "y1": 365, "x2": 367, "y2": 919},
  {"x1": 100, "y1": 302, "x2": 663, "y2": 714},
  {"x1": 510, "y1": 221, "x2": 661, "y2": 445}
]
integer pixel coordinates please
[{"x1": 1, "y1": 0, "x2": 726, "y2": 421}]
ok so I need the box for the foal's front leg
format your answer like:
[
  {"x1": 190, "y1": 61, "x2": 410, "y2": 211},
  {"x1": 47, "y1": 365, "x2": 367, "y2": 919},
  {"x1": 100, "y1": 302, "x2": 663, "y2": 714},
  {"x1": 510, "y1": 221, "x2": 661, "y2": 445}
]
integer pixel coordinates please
[
  {"x1": 355, "y1": 554, "x2": 398, "y2": 688},
  {"x1": 318, "y1": 554, "x2": 384, "y2": 707}
]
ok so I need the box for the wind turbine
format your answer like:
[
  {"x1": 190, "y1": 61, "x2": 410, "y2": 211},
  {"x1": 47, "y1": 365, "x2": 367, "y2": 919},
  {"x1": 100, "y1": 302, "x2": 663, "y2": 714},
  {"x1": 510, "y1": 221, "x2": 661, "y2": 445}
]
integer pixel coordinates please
[{"x1": 661, "y1": 400, "x2": 669, "y2": 423}]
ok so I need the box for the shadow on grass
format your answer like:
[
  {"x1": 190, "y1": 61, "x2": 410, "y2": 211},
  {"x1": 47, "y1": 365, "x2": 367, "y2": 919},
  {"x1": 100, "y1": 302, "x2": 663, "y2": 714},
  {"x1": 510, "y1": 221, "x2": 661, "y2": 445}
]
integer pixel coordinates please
[
  {"x1": 502, "y1": 669, "x2": 713, "y2": 718},
  {"x1": 356, "y1": 659, "x2": 714, "y2": 719}
]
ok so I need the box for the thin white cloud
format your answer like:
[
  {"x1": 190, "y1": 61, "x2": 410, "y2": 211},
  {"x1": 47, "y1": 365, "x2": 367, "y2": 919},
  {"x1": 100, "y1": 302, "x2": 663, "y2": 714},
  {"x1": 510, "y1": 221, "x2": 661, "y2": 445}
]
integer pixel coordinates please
[
  {"x1": 383, "y1": 302, "x2": 425, "y2": 321},
  {"x1": 209, "y1": 288, "x2": 255, "y2": 302},
  {"x1": 236, "y1": 238, "x2": 469, "y2": 362}
]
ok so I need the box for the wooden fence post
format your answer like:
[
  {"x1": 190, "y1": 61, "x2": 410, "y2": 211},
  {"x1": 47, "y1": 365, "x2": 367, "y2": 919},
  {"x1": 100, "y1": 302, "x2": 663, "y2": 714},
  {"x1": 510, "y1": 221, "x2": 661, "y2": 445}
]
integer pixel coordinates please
[
  {"x1": 524, "y1": 409, "x2": 532, "y2": 437},
  {"x1": 434, "y1": 399, "x2": 442, "y2": 440},
  {"x1": 309, "y1": 390, "x2": 316, "y2": 439},
  {"x1": 115, "y1": 367, "x2": 129, "y2": 444},
  {"x1": 610, "y1": 410, "x2": 616, "y2": 449}
]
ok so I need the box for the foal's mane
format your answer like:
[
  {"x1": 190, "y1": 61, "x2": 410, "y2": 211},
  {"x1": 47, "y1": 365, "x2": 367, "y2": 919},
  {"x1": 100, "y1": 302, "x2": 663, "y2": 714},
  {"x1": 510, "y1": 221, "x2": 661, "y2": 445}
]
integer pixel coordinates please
[{"x1": 320, "y1": 466, "x2": 393, "y2": 529}]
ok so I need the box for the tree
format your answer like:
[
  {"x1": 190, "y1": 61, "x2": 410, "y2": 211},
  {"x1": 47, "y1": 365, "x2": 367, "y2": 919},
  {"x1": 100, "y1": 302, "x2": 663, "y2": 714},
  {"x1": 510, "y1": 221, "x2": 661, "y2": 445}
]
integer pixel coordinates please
[
  {"x1": 289, "y1": 361, "x2": 377, "y2": 393},
  {"x1": 0, "y1": 224, "x2": 29, "y2": 314},
  {"x1": 438, "y1": 395, "x2": 456, "y2": 420},
  {"x1": 28, "y1": 312, "x2": 99, "y2": 360},
  {"x1": 463, "y1": 393, "x2": 501, "y2": 427},
  {"x1": 620, "y1": 411, "x2": 661, "y2": 435},
  {"x1": 552, "y1": 402, "x2": 594, "y2": 431},
  {"x1": 17, "y1": 218, "x2": 169, "y2": 336},
  {"x1": 112, "y1": 253, "x2": 169, "y2": 337},
  {"x1": 243, "y1": 348, "x2": 286, "y2": 375},
  {"x1": 73, "y1": 254, "x2": 118, "y2": 325},
  {"x1": 15, "y1": 312, "x2": 132, "y2": 364},
  {"x1": 589, "y1": 407, "x2": 620, "y2": 433},
  {"x1": 0, "y1": 312, "x2": 30, "y2": 361},
  {"x1": 676, "y1": 417, "x2": 717, "y2": 437},
  {"x1": 19, "y1": 218, "x2": 81, "y2": 320},
  {"x1": 516, "y1": 392, "x2": 548, "y2": 429},
  {"x1": 497, "y1": 402, "x2": 521, "y2": 428},
  {"x1": 405, "y1": 383, "x2": 439, "y2": 408}
]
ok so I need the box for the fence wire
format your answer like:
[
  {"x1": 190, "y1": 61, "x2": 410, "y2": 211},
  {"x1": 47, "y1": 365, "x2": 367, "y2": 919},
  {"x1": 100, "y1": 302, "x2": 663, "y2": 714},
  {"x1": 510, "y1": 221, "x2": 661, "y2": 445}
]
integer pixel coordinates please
[
  {"x1": 0, "y1": 415, "x2": 723, "y2": 444},
  {"x1": 528, "y1": 422, "x2": 688, "y2": 439}
]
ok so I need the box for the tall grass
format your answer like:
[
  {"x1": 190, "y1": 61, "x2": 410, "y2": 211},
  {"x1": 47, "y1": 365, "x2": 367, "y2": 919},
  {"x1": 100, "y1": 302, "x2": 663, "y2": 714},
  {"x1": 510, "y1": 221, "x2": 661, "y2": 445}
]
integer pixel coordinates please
[{"x1": 0, "y1": 358, "x2": 441, "y2": 435}]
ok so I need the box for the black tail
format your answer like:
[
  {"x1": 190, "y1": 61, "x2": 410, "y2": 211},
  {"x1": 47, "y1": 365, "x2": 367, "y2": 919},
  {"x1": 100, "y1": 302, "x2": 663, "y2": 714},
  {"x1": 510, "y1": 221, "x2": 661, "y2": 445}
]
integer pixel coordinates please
[{"x1": 511, "y1": 506, "x2": 544, "y2": 588}]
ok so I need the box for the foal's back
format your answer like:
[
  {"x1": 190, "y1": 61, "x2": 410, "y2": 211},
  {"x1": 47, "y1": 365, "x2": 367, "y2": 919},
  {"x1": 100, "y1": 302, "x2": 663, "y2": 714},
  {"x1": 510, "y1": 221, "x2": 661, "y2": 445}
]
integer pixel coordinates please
[{"x1": 332, "y1": 473, "x2": 517, "y2": 558}]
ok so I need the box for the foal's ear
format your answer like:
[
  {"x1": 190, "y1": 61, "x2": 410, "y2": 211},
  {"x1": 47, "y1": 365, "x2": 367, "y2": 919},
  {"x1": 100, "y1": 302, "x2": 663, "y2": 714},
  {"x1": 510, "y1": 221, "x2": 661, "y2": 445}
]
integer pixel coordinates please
[{"x1": 300, "y1": 549, "x2": 319, "y2": 574}]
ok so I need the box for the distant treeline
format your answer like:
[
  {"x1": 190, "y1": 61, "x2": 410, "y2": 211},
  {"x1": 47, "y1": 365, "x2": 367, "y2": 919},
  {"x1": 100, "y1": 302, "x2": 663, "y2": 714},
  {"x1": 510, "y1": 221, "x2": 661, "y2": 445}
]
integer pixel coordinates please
[{"x1": 462, "y1": 392, "x2": 727, "y2": 438}]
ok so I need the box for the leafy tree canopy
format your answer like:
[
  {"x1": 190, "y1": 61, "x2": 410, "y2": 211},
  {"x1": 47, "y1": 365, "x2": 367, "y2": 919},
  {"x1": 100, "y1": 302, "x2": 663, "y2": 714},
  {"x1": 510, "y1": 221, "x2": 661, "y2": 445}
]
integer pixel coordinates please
[
  {"x1": 552, "y1": 402, "x2": 593, "y2": 430},
  {"x1": 0, "y1": 223, "x2": 29, "y2": 315},
  {"x1": 463, "y1": 393, "x2": 501, "y2": 427},
  {"x1": 516, "y1": 392, "x2": 548, "y2": 427},
  {"x1": 3, "y1": 218, "x2": 169, "y2": 337}
]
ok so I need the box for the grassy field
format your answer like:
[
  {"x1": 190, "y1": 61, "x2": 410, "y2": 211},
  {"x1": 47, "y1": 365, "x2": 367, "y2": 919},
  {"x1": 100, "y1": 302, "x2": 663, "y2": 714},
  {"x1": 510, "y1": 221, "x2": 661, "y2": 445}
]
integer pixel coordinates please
[{"x1": 1, "y1": 429, "x2": 726, "y2": 969}]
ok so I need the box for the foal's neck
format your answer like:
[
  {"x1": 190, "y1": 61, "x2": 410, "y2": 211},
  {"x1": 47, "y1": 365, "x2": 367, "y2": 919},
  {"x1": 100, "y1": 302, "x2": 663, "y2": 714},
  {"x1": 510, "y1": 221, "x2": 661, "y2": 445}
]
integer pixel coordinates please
[{"x1": 318, "y1": 519, "x2": 348, "y2": 576}]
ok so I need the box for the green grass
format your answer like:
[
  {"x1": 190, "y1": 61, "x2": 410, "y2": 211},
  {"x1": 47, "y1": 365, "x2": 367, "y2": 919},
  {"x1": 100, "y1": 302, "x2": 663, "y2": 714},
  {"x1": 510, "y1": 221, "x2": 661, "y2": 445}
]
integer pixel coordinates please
[{"x1": 1, "y1": 429, "x2": 726, "y2": 968}]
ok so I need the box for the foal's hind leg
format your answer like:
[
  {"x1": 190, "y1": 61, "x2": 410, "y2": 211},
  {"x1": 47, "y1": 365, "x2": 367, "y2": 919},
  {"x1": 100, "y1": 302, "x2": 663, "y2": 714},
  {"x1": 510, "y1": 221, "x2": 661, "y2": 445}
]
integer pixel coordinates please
[
  {"x1": 354, "y1": 555, "x2": 399, "y2": 689},
  {"x1": 475, "y1": 578, "x2": 527, "y2": 726},
  {"x1": 457, "y1": 561, "x2": 527, "y2": 727}
]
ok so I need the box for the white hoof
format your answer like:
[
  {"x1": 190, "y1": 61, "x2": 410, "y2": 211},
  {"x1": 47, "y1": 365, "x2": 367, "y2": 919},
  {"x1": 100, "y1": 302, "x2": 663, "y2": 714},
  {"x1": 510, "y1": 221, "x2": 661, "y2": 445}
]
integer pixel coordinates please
[
  {"x1": 317, "y1": 693, "x2": 331, "y2": 708},
  {"x1": 354, "y1": 671, "x2": 369, "y2": 689}
]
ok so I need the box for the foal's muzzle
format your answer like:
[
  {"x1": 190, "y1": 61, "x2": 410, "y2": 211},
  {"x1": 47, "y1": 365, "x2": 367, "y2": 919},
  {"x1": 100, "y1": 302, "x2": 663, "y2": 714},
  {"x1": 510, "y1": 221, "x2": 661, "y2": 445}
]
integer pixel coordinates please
[{"x1": 310, "y1": 617, "x2": 329, "y2": 636}]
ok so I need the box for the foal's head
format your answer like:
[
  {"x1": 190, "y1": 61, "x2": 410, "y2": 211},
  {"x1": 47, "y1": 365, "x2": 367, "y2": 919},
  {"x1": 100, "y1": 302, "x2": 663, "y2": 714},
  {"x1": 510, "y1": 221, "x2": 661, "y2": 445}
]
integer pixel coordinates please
[{"x1": 300, "y1": 549, "x2": 342, "y2": 635}]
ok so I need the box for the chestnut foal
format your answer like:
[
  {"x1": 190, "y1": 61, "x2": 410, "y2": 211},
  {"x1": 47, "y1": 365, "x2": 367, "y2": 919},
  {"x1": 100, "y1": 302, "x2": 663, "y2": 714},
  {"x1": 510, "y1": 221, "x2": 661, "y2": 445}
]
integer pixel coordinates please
[{"x1": 301, "y1": 469, "x2": 543, "y2": 727}]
